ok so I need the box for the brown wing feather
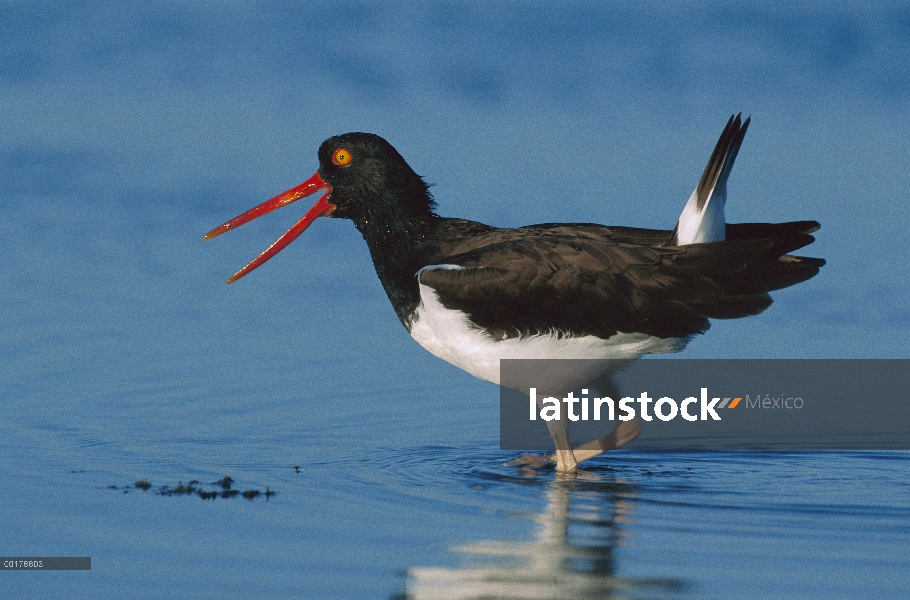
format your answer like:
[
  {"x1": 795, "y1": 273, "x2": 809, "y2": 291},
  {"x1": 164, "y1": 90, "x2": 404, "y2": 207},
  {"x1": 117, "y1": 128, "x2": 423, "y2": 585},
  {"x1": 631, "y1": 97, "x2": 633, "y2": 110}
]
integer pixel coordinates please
[{"x1": 419, "y1": 220, "x2": 824, "y2": 339}]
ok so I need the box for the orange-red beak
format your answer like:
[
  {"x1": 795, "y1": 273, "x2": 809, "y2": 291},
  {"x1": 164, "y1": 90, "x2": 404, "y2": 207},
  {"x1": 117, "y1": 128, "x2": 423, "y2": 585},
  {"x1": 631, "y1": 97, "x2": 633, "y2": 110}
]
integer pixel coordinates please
[{"x1": 204, "y1": 172, "x2": 335, "y2": 283}]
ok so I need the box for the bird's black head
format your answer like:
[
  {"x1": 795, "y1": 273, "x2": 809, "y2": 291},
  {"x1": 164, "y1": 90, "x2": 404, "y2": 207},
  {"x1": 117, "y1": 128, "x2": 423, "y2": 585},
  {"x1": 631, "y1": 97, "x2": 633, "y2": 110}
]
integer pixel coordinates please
[
  {"x1": 204, "y1": 132, "x2": 438, "y2": 284},
  {"x1": 316, "y1": 132, "x2": 436, "y2": 229}
]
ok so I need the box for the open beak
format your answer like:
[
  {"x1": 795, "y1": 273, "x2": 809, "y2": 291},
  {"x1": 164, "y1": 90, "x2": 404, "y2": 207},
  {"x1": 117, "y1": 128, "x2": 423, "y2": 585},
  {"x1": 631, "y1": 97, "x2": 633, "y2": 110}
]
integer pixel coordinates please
[{"x1": 204, "y1": 172, "x2": 335, "y2": 283}]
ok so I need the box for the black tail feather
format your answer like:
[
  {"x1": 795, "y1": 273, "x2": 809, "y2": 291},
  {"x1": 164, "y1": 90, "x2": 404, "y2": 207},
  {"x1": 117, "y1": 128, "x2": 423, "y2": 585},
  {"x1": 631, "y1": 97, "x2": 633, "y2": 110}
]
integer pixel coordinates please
[
  {"x1": 726, "y1": 221, "x2": 821, "y2": 255},
  {"x1": 659, "y1": 221, "x2": 824, "y2": 321}
]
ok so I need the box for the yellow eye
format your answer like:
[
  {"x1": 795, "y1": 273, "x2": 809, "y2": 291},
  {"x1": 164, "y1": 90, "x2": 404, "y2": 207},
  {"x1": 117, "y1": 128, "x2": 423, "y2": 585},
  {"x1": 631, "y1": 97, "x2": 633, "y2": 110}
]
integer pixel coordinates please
[{"x1": 332, "y1": 148, "x2": 352, "y2": 166}]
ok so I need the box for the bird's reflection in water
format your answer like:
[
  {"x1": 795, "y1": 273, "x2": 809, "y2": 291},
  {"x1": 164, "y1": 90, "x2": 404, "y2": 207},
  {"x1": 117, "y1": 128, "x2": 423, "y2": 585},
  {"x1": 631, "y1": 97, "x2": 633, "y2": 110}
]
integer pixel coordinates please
[{"x1": 402, "y1": 475, "x2": 684, "y2": 599}]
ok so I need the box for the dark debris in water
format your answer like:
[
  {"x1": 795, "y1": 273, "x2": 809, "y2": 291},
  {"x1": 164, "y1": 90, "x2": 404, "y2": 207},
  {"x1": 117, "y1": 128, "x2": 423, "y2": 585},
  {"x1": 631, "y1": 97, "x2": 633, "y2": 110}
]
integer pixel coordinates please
[{"x1": 108, "y1": 477, "x2": 275, "y2": 501}]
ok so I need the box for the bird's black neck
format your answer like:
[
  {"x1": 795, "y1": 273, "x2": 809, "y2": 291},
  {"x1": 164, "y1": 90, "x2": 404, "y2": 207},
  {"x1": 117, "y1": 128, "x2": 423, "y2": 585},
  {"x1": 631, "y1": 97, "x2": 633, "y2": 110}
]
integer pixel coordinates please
[{"x1": 348, "y1": 193, "x2": 440, "y2": 330}]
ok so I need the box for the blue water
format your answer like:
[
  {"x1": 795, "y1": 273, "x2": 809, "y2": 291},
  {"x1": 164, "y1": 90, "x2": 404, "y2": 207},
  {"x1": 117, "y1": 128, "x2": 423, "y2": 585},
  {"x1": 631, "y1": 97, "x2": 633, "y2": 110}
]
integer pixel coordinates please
[
  {"x1": 2, "y1": 2, "x2": 909, "y2": 597},
  {"x1": 3, "y1": 391, "x2": 909, "y2": 598}
]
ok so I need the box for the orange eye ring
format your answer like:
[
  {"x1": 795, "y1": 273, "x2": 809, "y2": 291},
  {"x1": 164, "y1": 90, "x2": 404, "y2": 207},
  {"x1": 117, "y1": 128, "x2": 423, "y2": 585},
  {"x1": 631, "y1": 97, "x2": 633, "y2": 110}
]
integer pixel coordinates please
[{"x1": 332, "y1": 148, "x2": 353, "y2": 166}]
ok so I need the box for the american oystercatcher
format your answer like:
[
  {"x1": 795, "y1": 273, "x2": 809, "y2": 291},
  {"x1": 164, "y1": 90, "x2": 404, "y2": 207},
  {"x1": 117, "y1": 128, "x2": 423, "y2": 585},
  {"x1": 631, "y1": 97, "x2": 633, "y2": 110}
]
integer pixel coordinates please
[{"x1": 205, "y1": 115, "x2": 824, "y2": 472}]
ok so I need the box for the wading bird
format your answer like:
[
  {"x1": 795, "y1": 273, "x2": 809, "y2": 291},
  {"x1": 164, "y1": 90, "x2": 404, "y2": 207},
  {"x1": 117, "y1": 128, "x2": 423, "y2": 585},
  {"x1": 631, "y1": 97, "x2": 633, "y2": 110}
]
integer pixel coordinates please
[{"x1": 205, "y1": 116, "x2": 823, "y2": 472}]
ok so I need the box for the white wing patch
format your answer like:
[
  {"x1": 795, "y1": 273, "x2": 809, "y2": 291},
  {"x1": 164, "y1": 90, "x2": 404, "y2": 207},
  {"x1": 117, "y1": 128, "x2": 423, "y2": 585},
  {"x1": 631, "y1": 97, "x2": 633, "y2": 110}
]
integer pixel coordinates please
[
  {"x1": 416, "y1": 263, "x2": 466, "y2": 275},
  {"x1": 675, "y1": 114, "x2": 749, "y2": 245},
  {"x1": 675, "y1": 185, "x2": 727, "y2": 245}
]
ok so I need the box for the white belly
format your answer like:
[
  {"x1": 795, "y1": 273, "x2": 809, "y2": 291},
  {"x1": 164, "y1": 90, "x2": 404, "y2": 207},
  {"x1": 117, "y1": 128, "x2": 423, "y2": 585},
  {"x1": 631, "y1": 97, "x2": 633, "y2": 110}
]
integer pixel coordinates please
[{"x1": 409, "y1": 281, "x2": 690, "y2": 387}]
